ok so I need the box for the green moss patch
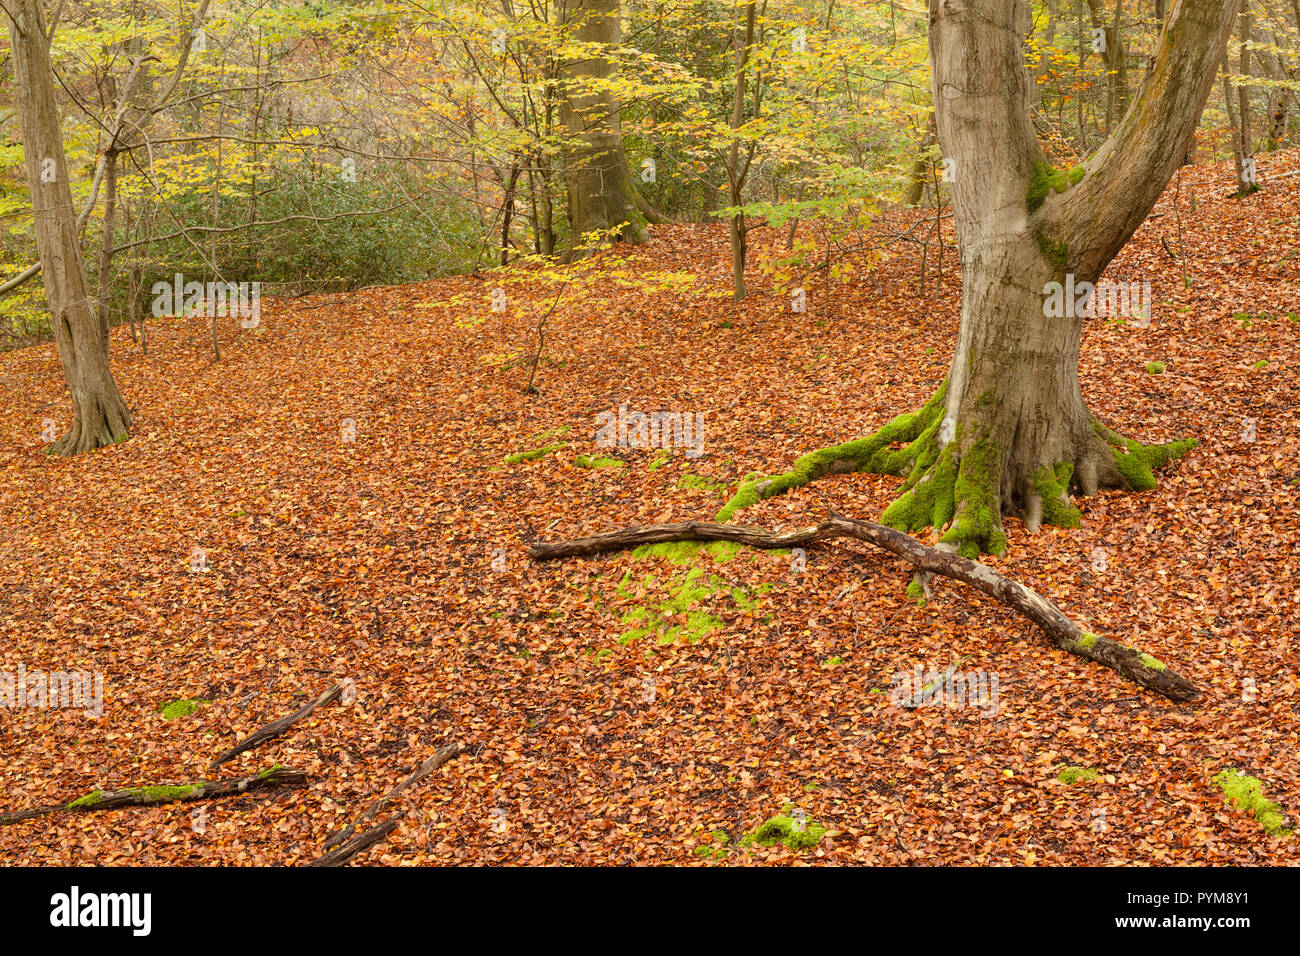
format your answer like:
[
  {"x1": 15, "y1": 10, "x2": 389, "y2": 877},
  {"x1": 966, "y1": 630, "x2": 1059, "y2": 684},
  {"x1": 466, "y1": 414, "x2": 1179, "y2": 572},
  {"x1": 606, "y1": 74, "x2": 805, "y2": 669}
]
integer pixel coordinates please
[
  {"x1": 617, "y1": 566, "x2": 732, "y2": 645},
  {"x1": 1032, "y1": 462, "x2": 1082, "y2": 529},
  {"x1": 630, "y1": 540, "x2": 741, "y2": 564},
  {"x1": 1137, "y1": 652, "x2": 1166, "y2": 672},
  {"x1": 1057, "y1": 766, "x2": 1101, "y2": 785},
  {"x1": 613, "y1": 552, "x2": 770, "y2": 647},
  {"x1": 67, "y1": 789, "x2": 105, "y2": 810},
  {"x1": 505, "y1": 426, "x2": 572, "y2": 464},
  {"x1": 66, "y1": 783, "x2": 201, "y2": 810},
  {"x1": 505, "y1": 443, "x2": 567, "y2": 464},
  {"x1": 1036, "y1": 230, "x2": 1069, "y2": 270},
  {"x1": 692, "y1": 829, "x2": 732, "y2": 860},
  {"x1": 575, "y1": 453, "x2": 624, "y2": 469},
  {"x1": 1214, "y1": 770, "x2": 1292, "y2": 835},
  {"x1": 742, "y1": 810, "x2": 827, "y2": 851},
  {"x1": 159, "y1": 698, "x2": 206, "y2": 720},
  {"x1": 1213, "y1": 769, "x2": 1292, "y2": 837},
  {"x1": 1028, "y1": 162, "x2": 1085, "y2": 212},
  {"x1": 678, "y1": 473, "x2": 729, "y2": 495}
]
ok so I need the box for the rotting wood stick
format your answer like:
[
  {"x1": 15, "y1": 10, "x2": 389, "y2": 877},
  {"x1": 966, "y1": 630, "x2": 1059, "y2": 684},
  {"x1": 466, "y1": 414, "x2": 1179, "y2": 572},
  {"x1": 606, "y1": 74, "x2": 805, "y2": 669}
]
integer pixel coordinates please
[
  {"x1": 209, "y1": 683, "x2": 345, "y2": 769},
  {"x1": 311, "y1": 742, "x2": 461, "y2": 867},
  {"x1": 309, "y1": 817, "x2": 399, "y2": 867},
  {"x1": 322, "y1": 742, "x2": 460, "y2": 852},
  {"x1": 0, "y1": 766, "x2": 308, "y2": 825}
]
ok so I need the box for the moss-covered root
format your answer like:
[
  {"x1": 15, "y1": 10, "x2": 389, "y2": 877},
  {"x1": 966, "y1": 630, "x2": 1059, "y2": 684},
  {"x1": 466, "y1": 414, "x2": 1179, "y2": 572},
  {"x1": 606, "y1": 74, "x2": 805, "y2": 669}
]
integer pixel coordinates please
[
  {"x1": 1029, "y1": 462, "x2": 1082, "y2": 533},
  {"x1": 881, "y1": 433, "x2": 1007, "y2": 560},
  {"x1": 1091, "y1": 421, "x2": 1197, "y2": 492},
  {"x1": 714, "y1": 383, "x2": 948, "y2": 522},
  {"x1": 1213, "y1": 769, "x2": 1293, "y2": 837}
]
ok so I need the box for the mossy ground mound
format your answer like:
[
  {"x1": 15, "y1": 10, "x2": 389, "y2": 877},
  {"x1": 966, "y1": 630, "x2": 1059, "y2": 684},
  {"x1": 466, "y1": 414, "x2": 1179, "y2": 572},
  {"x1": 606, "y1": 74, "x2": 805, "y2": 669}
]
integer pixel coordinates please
[
  {"x1": 615, "y1": 560, "x2": 770, "y2": 647},
  {"x1": 1213, "y1": 769, "x2": 1292, "y2": 837},
  {"x1": 1057, "y1": 766, "x2": 1101, "y2": 785},
  {"x1": 742, "y1": 809, "x2": 827, "y2": 851}
]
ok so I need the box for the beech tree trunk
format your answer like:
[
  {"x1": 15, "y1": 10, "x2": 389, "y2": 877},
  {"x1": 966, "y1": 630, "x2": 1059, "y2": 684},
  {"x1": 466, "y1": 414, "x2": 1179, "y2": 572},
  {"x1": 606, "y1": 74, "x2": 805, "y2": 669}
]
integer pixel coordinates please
[
  {"x1": 912, "y1": 0, "x2": 1241, "y2": 554},
  {"x1": 558, "y1": 0, "x2": 646, "y2": 255},
  {"x1": 8, "y1": 0, "x2": 132, "y2": 454}
]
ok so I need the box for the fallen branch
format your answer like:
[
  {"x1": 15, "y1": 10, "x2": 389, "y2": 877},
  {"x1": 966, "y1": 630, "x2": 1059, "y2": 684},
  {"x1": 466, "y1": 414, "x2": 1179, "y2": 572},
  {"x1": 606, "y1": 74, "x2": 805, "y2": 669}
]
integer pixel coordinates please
[
  {"x1": 529, "y1": 515, "x2": 1200, "y2": 702},
  {"x1": 312, "y1": 742, "x2": 460, "y2": 867},
  {"x1": 0, "y1": 765, "x2": 308, "y2": 825},
  {"x1": 309, "y1": 817, "x2": 399, "y2": 867},
  {"x1": 209, "y1": 683, "x2": 345, "y2": 769}
]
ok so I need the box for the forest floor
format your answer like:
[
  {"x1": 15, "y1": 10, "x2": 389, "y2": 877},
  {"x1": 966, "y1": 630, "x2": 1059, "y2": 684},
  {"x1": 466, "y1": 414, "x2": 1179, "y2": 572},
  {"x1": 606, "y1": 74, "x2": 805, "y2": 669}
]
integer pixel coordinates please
[{"x1": 1, "y1": 152, "x2": 1298, "y2": 865}]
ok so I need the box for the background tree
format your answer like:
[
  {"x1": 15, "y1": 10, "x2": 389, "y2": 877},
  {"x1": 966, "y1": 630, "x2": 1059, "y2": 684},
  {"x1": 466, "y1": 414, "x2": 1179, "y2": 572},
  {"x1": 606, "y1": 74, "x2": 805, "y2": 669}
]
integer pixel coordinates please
[
  {"x1": 557, "y1": 0, "x2": 645, "y2": 255},
  {"x1": 5, "y1": 0, "x2": 132, "y2": 453}
]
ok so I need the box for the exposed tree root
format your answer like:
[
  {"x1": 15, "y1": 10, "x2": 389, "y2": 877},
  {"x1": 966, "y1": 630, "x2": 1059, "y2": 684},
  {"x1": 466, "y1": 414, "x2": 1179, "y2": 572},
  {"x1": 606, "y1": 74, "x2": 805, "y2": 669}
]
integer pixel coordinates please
[
  {"x1": 715, "y1": 384, "x2": 949, "y2": 522},
  {"x1": 0, "y1": 766, "x2": 308, "y2": 825},
  {"x1": 529, "y1": 514, "x2": 1201, "y2": 702},
  {"x1": 714, "y1": 382, "x2": 1196, "y2": 561},
  {"x1": 47, "y1": 395, "x2": 132, "y2": 457}
]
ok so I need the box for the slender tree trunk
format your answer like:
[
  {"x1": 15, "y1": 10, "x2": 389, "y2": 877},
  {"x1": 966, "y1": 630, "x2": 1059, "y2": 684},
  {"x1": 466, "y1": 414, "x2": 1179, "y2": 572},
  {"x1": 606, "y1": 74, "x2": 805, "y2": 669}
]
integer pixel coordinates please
[
  {"x1": 95, "y1": 150, "x2": 118, "y2": 361},
  {"x1": 725, "y1": 0, "x2": 759, "y2": 300},
  {"x1": 903, "y1": 111, "x2": 938, "y2": 206},
  {"x1": 1109, "y1": 0, "x2": 1128, "y2": 129},
  {"x1": 1264, "y1": 32, "x2": 1294, "y2": 151},
  {"x1": 1034, "y1": 0, "x2": 1058, "y2": 108},
  {"x1": 8, "y1": 0, "x2": 132, "y2": 454},
  {"x1": 1224, "y1": 67, "x2": 1249, "y2": 192},
  {"x1": 558, "y1": 0, "x2": 645, "y2": 256},
  {"x1": 1236, "y1": 3, "x2": 1253, "y2": 163},
  {"x1": 500, "y1": 160, "x2": 522, "y2": 266},
  {"x1": 1087, "y1": 0, "x2": 1128, "y2": 132}
]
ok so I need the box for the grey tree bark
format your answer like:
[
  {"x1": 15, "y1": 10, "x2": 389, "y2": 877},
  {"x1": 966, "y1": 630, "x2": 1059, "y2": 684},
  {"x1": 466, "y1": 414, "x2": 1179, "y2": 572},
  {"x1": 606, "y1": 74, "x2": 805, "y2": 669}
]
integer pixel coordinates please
[
  {"x1": 866, "y1": 0, "x2": 1242, "y2": 555},
  {"x1": 7, "y1": 0, "x2": 132, "y2": 454},
  {"x1": 557, "y1": 0, "x2": 646, "y2": 256}
]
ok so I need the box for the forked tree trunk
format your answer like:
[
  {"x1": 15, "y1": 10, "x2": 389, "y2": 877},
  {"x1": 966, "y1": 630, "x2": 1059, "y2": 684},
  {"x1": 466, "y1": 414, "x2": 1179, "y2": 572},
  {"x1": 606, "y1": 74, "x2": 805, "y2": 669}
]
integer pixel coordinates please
[
  {"x1": 8, "y1": 0, "x2": 132, "y2": 454},
  {"x1": 893, "y1": 0, "x2": 1241, "y2": 555},
  {"x1": 558, "y1": 0, "x2": 646, "y2": 255}
]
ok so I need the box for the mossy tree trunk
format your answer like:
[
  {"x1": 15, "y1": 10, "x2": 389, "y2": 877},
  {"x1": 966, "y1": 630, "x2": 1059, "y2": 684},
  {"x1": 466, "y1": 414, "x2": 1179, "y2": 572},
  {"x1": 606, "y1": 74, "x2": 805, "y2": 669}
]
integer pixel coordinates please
[
  {"x1": 869, "y1": 0, "x2": 1240, "y2": 555},
  {"x1": 558, "y1": 0, "x2": 646, "y2": 256},
  {"x1": 9, "y1": 0, "x2": 133, "y2": 455}
]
